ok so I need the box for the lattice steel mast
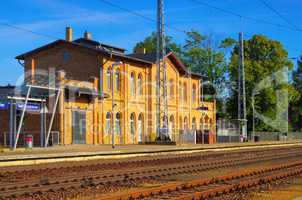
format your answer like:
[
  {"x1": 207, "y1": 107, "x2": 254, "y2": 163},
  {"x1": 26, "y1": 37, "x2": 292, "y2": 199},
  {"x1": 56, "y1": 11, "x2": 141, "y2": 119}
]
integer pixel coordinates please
[
  {"x1": 156, "y1": 0, "x2": 168, "y2": 140},
  {"x1": 238, "y1": 32, "x2": 247, "y2": 139}
]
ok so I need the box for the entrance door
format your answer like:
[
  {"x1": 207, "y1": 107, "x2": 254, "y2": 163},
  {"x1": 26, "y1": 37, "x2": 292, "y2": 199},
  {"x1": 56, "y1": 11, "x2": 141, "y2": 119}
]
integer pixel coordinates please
[{"x1": 72, "y1": 111, "x2": 86, "y2": 144}]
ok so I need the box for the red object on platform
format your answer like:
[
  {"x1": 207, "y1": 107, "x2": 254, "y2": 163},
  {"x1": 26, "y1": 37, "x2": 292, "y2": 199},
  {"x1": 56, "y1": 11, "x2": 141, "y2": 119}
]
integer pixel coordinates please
[{"x1": 25, "y1": 136, "x2": 33, "y2": 142}]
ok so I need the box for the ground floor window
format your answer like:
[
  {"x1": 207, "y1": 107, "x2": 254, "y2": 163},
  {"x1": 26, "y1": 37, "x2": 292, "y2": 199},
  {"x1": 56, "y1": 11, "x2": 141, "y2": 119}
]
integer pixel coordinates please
[
  {"x1": 105, "y1": 112, "x2": 111, "y2": 135},
  {"x1": 115, "y1": 112, "x2": 121, "y2": 135},
  {"x1": 130, "y1": 113, "x2": 135, "y2": 143},
  {"x1": 138, "y1": 113, "x2": 143, "y2": 142}
]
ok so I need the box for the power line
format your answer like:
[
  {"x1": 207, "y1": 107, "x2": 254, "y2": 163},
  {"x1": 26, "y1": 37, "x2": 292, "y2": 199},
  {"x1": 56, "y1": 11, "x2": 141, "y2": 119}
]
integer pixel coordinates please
[
  {"x1": 0, "y1": 22, "x2": 59, "y2": 40},
  {"x1": 96, "y1": 0, "x2": 187, "y2": 34},
  {"x1": 257, "y1": 0, "x2": 301, "y2": 31},
  {"x1": 189, "y1": 0, "x2": 302, "y2": 33}
]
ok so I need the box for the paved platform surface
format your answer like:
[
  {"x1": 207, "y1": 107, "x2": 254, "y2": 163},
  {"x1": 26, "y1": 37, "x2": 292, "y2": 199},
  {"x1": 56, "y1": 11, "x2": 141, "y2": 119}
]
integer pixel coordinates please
[{"x1": 0, "y1": 140, "x2": 301, "y2": 167}]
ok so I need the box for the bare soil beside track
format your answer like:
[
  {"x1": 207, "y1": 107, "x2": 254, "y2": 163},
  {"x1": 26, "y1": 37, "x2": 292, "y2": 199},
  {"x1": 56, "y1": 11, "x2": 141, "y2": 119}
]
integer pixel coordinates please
[{"x1": 211, "y1": 175, "x2": 302, "y2": 200}]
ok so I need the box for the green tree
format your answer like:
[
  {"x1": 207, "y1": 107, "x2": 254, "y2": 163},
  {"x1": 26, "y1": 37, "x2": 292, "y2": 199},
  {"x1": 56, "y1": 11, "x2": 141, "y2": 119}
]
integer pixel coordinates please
[
  {"x1": 133, "y1": 32, "x2": 182, "y2": 57},
  {"x1": 227, "y1": 35, "x2": 298, "y2": 132},
  {"x1": 133, "y1": 30, "x2": 231, "y2": 118},
  {"x1": 183, "y1": 31, "x2": 231, "y2": 118},
  {"x1": 289, "y1": 56, "x2": 302, "y2": 131}
]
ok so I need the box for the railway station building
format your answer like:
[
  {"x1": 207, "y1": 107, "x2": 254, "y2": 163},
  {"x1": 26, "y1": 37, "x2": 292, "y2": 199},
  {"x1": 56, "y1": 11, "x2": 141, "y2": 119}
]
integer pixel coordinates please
[{"x1": 0, "y1": 27, "x2": 216, "y2": 147}]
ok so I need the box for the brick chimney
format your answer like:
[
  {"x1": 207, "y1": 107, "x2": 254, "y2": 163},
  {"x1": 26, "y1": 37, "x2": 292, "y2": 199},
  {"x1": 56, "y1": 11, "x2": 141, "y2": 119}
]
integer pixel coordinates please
[
  {"x1": 84, "y1": 31, "x2": 92, "y2": 40},
  {"x1": 65, "y1": 27, "x2": 73, "y2": 42}
]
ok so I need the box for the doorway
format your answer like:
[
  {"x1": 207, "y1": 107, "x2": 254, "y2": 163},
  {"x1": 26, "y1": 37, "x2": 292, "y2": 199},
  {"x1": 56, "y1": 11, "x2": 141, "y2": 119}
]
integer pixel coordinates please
[{"x1": 72, "y1": 111, "x2": 86, "y2": 144}]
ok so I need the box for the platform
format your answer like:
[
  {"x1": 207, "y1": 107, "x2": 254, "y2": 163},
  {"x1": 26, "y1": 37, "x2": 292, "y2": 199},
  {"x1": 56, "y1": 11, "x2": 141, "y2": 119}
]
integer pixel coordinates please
[{"x1": 1, "y1": 141, "x2": 302, "y2": 167}]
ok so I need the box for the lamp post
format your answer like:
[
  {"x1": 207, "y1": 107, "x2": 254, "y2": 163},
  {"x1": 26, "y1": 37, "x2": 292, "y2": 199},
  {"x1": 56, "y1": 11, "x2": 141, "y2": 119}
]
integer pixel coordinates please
[{"x1": 111, "y1": 61, "x2": 123, "y2": 149}]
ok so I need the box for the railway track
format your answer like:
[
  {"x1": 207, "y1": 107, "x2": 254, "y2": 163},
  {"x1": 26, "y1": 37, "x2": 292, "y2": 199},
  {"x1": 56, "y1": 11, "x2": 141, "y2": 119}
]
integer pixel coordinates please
[
  {"x1": 0, "y1": 146, "x2": 302, "y2": 199},
  {"x1": 101, "y1": 161, "x2": 302, "y2": 200}
]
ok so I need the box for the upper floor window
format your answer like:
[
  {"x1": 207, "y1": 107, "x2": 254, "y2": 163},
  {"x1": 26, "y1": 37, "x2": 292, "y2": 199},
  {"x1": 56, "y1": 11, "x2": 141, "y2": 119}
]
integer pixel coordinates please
[
  {"x1": 169, "y1": 79, "x2": 174, "y2": 98},
  {"x1": 179, "y1": 81, "x2": 182, "y2": 102},
  {"x1": 115, "y1": 69, "x2": 120, "y2": 92},
  {"x1": 192, "y1": 84, "x2": 196, "y2": 103},
  {"x1": 183, "y1": 83, "x2": 187, "y2": 102},
  {"x1": 106, "y1": 68, "x2": 112, "y2": 91},
  {"x1": 138, "y1": 73, "x2": 143, "y2": 95},
  {"x1": 130, "y1": 72, "x2": 135, "y2": 95}
]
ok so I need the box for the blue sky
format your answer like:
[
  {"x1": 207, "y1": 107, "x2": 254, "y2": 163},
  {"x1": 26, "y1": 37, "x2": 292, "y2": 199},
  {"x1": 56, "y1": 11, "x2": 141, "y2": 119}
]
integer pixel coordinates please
[{"x1": 0, "y1": 0, "x2": 301, "y2": 85}]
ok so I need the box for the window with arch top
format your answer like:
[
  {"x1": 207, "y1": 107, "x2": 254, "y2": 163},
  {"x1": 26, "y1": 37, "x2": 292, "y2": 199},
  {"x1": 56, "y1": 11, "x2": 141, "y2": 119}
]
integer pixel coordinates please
[
  {"x1": 183, "y1": 82, "x2": 188, "y2": 102},
  {"x1": 105, "y1": 112, "x2": 111, "y2": 134},
  {"x1": 138, "y1": 73, "x2": 143, "y2": 95},
  {"x1": 192, "y1": 83, "x2": 196, "y2": 103},
  {"x1": 130, "y1": 72, "x2": 135, "y2": 96},
  {"x1": 106, "y1": 68, "x2": 112, "y2": 91},
  {"x1": 115, "y1": 69, "x2": 120, "y2": 92},
  {"x1": 169, "y1": 79, "x2": 174, "y2": 98}
]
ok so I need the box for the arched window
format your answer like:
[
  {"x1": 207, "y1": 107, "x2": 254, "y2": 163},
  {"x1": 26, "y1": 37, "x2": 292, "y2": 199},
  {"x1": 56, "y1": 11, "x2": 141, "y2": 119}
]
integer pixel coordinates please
[
  {"x1": 192, "y1": 117, "x2": 196, "y2": 130},
  {"x1": 138, "y1": 74, "x2": 143, "y2": 95},
  {"x1": 105, "y1": 112, "x2": 111, "y2": 134},
  {"x1": 169, "y1": 79, "x2": 174, "y2": 97},
  {"x1": 130, "y1": 72, "x2": 135, "y2": 96},
  {"x1": 183, "y1": 82, "x2": 187, "y2": 102},
  {"x1": 192, "y1": 84, "x2": 196, "y2": 103},
  {"x1": 138, "y1": 113, "x2": 143, "y2": 142},
  {"x1": 130, "y1": 113, "x2": 136, "y2": 143},
  {"x1": 115, "y1": 113, "x2": 121, "y2": 135},
  {"x1": 106, "y1": 68, "x2": 112, "y2": 91},
  {"x1": 184, "y1": 117, "x2": 188, "y2": 131},
  {"x1": 179, "y1": 81, "x2": 182, "y2": 102},
  {"x1": 115, "y1": 69, "x2": 120, "y2": 92}
]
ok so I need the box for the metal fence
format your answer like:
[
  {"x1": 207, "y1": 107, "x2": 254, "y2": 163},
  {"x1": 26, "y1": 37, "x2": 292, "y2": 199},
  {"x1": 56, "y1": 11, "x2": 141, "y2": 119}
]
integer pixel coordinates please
[
  {"x1": 217, "y1": 136, "x2": 240, "y2": 143},
  {"x1": 254, "y1": 132, "x2": 302, "y2": 141},
  {"x1": 1, "y1": 131, "x2": 60, "y2": 147}
]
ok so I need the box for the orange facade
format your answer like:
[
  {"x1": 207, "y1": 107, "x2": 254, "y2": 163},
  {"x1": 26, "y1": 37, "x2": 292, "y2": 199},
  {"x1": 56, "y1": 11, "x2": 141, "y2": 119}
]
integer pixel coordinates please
[{"x1": 14, "y1": 28, "x2": 216, "y2": 145}]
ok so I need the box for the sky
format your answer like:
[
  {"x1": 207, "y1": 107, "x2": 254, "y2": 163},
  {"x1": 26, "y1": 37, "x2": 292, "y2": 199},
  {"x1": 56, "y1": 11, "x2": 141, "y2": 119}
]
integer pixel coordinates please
[{"x1": 0, "y1": 0, "x2": 301, "y2": 85}]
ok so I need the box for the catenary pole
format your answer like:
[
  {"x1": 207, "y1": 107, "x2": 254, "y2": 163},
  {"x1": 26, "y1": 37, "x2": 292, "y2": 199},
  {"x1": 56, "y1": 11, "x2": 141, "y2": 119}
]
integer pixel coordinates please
[{"x1": 240, "y1": 32, "x2": 247, "y2": 140}]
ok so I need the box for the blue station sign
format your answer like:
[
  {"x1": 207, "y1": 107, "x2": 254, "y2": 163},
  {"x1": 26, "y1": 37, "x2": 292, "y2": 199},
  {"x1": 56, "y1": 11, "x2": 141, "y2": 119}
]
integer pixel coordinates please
[
  {"x1": 16, "y1": 103, "x2": 41, "y2": 112},
  {"x1": 0, "y1": 102, "x2": 9, "y2": 109}
]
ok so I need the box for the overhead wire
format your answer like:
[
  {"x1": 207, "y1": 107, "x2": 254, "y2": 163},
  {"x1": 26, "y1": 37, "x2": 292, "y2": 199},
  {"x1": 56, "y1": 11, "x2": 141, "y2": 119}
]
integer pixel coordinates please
[
  {"x1": 0, "y1": 22, "x2": 59, "y2": 40},
  {"x1": 96, "y1": 0, "x2": 187, "y2": 34},
  {"x1": 188, "y1": 0, "x2": 302, "y2": 33},
  {"x1": 257, "y1": 0, "x2": 301, "y2": 31}
]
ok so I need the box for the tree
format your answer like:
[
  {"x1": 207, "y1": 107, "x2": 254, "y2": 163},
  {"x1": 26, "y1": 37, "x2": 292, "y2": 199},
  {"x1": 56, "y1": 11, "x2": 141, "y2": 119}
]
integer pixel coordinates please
[
  {"x1": 133, "y1": 32, "x2": 182, "y2": 57},
  {"x1": 133, "y1": 30, "x2": 231, "y2": 118},
  {"x1": 183, "y1": 31, "x2": 231, "y2": 118},
  {"x1": 227, "y1": 34, "x2": 298, "y2": 132},
  {"x1": 289, "y1": 56, "x2": 302, "y2": 131}
]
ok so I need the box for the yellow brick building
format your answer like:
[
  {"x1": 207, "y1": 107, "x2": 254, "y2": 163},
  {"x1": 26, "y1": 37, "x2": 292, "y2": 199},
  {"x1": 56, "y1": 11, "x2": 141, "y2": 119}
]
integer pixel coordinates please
[{"x1": 15, "y1": 28, "x2": 216, "y2": 145}]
